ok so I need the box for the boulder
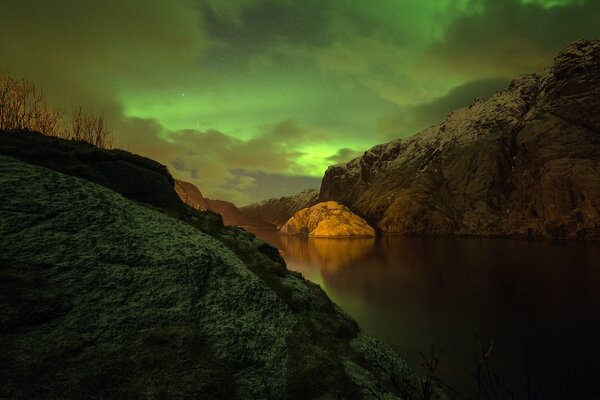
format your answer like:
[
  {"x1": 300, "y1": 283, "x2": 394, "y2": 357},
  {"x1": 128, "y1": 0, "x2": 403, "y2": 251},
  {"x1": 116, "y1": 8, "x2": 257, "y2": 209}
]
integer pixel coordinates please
[{"x1": 281, "y1": 201, "x2": 376, "y2": 237}]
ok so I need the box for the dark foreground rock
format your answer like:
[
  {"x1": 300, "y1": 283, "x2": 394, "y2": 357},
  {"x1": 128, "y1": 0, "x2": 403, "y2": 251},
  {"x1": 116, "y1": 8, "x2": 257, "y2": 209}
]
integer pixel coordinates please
[
  {"x1": 0, "y1": 129, "x2": 183, "y2": 213},
  {"x1": 319, "y1": 40, "x2": 600, "y2": 239},
  {"x1": 0, "y1": 154, "x2": 430, "y2": 399},
  {"x1": 241, "y1": 188, "x2": 319, "y2": 228},
  {"x1": 281, "y1": 201, "x2": 376, "y2": 237}
]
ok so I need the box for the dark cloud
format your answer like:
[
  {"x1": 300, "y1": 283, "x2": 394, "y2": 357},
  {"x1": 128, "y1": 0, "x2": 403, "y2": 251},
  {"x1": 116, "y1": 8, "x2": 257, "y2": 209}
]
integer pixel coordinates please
[
  {"x1": 1, "y1": 1, "x2": 329, "y2": 204},
  {"x1": 3, "y1": 0, "x2": 596, "y2": 204},
  {"x1": 200, "y1": 0, "x2": 332, "y2": 50},
  {"x1": 326, "y1": 148, "x2": 364, "y2": 164},
  {"x1": 120, "y1": 118, "x2": 331, "y2": 204},
  {"x1": 379, "y1": 78, "x2": 510, "y2": 138},
  {"x1": 426, "y1": 0, "x2": 600, "y2": 78},
  {"x1": 227, "y1": 169, "x2": 321, "y2": 206},
  {"x1": 1, "y1": 1, "x2": 204, "y2": 109}
]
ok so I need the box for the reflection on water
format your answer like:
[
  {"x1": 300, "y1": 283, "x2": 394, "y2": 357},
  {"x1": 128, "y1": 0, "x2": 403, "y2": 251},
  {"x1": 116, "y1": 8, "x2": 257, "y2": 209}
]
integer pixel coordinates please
[
  {"x1": 254, "y1": 231, "x2": 600, "y2": 396},
  {"x1": 279, "y1": 236, "x2": 375, "y2": 273}
]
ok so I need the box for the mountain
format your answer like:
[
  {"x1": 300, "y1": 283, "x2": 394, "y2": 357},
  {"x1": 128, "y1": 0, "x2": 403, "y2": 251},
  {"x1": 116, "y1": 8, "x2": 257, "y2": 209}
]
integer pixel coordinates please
[
  {"x1": 175, "y1": 178, "x2": 209, "y2": 210},
  {"x1": 280, "y1": 201, "x2": 376, "y2": 237},
  {"x1": 241, "y1": 188, "x2": 320, "y2": 228},
  {"x1": 319, "y1": 40, "x2": 600, "y2": 239},
  {"x1": 204, "y1": 198, "x2": 276, "y2": 230},
  {"x1": 0, "y1": 131, "x2": 432, "y2": 399},
  {"x1": 174, "y1": 179, "x2": 275, "y2": 230}
]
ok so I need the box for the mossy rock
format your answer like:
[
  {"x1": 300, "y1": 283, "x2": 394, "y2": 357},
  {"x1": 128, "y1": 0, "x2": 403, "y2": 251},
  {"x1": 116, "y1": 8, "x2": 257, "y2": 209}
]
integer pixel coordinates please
[{"x1": 0, "y1": 151, "x2": 430, "y2": 399}]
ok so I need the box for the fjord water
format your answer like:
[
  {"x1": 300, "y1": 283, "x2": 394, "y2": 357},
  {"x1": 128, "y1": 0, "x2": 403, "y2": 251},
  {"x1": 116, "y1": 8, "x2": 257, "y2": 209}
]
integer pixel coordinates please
[{"x1": 252, "y1": 231, "x2": 600, "y2": 396}]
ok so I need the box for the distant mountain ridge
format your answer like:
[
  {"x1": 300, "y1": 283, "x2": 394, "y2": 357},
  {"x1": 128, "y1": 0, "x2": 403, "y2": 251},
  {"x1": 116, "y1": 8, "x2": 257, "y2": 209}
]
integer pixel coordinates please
[
  {"x1": 175, "y1": 179, "x2": 209, "y2": 210},
  {"x1": 174, "y1": 179, "x2": 275, "y2": 230},
  {"x1": 319, "y1": 40, "x2": 600, "y2": 239},
  {"x1": 241, "y1": 188, "x2": 319, "y2": 228}
]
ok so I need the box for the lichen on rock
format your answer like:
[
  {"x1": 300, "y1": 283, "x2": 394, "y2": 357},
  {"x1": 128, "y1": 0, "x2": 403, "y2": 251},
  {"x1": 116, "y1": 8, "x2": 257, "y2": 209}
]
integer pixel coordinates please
[{"x1": 0, "y1": 153, "x2": 427, "y2": 399}]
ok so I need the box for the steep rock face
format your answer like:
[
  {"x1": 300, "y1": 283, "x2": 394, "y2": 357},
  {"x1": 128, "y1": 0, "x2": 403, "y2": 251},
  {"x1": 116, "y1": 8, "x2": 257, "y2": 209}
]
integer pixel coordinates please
[
  {"x1": 281, "y1": 201, "x2": 376, "y2": 237},
  {"x1": 0, "y1": 155, "x2": 420, "y2": 399},
  {"x1": 175, "y1": 178, "x2": 209, "y2": 210},
  {"x1": 241, "y1": 188, "x2": 320, "y2": 228},
  {"x1": 320, "y1": 40, "x2": 600, "y2": 239},
  {"x1": 174, "y1": 179, "x2": 275, "y2": 229}
]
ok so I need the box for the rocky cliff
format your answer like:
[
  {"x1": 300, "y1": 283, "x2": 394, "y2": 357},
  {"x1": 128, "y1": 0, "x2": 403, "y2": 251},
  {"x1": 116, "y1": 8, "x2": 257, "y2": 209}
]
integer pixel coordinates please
[
  {"x1": 0, "y1": 134, "x2": 430, "y2": 399},
  {"x1": 174, "y1": 179, "x2": 275, "y2": 230},
  {"x1": 280, "y1": 201, "x2": 376, "y2": 237},
  {"x1": 241, "y1": 188, "x2": 320, "y2": 228},
  {"x1": 320, "y1": 40, "x2": 600, "y2": 239}
]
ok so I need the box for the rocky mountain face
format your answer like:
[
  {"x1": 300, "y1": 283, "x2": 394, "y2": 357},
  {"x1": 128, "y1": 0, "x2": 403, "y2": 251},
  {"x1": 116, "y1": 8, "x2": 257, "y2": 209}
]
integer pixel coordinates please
[
  {"x1": 0, "y1": 133, "x2": 431, "y2": 399},
  {"x1": 174, "y1": 179, "x2": 275, "y2": 230},
  {"x1": 320, "y1": 40, "x2": 600, "y2": 239},
  {"x1": 241, "y1": 188, "x2": 320, "y2": 228},
  {"x1": 280, "y1": 201, "x2": 376, "y2": 237}
]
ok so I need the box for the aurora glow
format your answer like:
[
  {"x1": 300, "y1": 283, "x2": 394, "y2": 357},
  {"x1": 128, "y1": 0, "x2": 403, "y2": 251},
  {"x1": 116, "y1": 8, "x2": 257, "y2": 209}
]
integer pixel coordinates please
[{"x1": 2, "y1": 0, "x2": 599, "y2": 204}]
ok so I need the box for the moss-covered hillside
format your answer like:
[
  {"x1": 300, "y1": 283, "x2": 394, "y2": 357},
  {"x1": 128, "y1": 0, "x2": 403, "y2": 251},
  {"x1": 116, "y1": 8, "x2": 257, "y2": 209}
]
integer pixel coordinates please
[{"x1": 0, "y1": 133, "x2": 433, "y2": 399}]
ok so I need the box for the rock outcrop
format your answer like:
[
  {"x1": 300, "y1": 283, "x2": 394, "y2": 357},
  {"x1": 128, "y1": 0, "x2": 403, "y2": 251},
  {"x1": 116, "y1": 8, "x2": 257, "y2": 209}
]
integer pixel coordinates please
[
  {"x1": 0, "y1": 130, "x2": 183, "y2": 212},
  {"x1": 280, "y1": 201, "x2": 376, "y2": 237},
  {"x1": 174, "y1": 179, "x2": 275, "y2": 230},
  {"x1": 241, "y1": 188, "x2": 319, "y2": 228},
  {"x1": 0, "y1": 139, "x2": 426, "y2": 399},
  {"x1": 319, "y1": 40, "x2": 600, "y2": 239}
]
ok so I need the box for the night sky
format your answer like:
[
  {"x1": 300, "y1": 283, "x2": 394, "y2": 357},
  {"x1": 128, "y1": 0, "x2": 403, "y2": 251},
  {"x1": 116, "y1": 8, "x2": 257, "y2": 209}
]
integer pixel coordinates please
[{"x1": 2, "y1": 0, "x2": 599, "y2": 204}]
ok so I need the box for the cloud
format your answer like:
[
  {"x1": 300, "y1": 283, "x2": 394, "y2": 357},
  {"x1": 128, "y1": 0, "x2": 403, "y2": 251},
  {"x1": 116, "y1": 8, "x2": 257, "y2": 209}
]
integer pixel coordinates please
[
  {"x1": 3, "y1": 0, "x2": 597, "y2": 205},
  {"x1": 115, "y1": 118, "x2": 331, "y2": 205},
  {"x1": 326, "y1": 148, "x2": 364, "y2": 164},
  {"x1": 378, "y1": 78, "x2": 510, "y2": 138},
  {"x1": 423, "y1": 0, "x2": 600, "y2": 80},
  {"x1": 1, "y1": 1, "x2": 332, "y2": 204},
  {"x1": 200, "y1": 0, "x2": 333, "y2": 50},
  {"x1": 1, "y1": 1, "x2": 206, "y2": 110},
  {"x1": 225, "y1": 169, "x2": 321, "y2": 206}
]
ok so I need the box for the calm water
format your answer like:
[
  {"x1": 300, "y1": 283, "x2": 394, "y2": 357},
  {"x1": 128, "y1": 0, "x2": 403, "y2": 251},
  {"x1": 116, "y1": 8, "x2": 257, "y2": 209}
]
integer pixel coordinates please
[{"x1": 251, "y1": 231, "x2": 600, "y2": 397}]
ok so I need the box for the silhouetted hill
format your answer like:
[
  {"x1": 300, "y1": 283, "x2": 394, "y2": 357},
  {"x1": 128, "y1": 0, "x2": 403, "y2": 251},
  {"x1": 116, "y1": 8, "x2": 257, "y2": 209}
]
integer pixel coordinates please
[{"x1": 0, "y1": 130, "x2": 182, "y2": 212}]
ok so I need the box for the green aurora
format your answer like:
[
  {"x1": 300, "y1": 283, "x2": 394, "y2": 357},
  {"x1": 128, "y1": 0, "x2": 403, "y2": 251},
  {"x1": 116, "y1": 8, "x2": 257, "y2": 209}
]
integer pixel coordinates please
[{"x1": 2, "y1": 0, "x2": 599, "y2": 204}]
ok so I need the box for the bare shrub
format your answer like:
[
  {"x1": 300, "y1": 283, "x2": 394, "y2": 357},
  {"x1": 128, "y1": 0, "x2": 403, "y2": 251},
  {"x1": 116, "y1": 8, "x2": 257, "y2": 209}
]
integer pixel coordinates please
[
  {"x1": 69, "y1": 105, "x2": 113, "y2": 149},
  {"x1": 0, "y1": 70, "x2": 113, "y2": 148}
]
